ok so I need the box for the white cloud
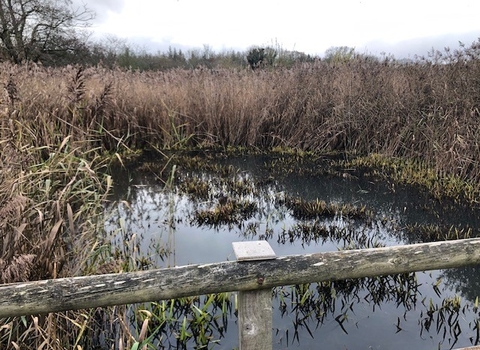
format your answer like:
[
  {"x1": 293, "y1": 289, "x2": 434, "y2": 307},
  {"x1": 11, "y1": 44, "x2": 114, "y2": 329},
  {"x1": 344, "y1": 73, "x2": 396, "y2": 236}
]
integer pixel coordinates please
[
  {"x1": 88, "y1": 0, "x2": 480, "y2": 57},
  {"x1": 77, "y1": 0, "x2": 127, "y2": 23}
]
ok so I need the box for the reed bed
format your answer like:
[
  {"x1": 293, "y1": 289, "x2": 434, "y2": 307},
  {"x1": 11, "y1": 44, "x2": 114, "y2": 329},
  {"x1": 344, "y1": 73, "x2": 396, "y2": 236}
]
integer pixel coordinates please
[
  {"x1": 0, "y1": 63, "x2": 118, "y2": 348},
  {"x1": 1, "y1": 41, "x2": 480, "y2": 348},
  {"x1": 2, "y1": 47, "x2": 480, "y2": 179},
  {"x1": 3, "y1": 44, "x2": 480, "y2": 181}
]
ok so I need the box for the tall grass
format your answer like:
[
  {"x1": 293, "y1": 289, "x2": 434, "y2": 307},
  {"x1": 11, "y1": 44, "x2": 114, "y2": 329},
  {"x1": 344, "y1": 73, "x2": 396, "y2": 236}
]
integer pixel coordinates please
[
  {"x1": 2, "y1": 45, "x2": 480, "y2": 173},
  {"x1": 0, "y1": 64, "x2": 117, "y2": 348},
  {"x1": 1, "y1": 40, "x2": 480, "y2": 348},
  {"x1": 3, "y1": 44, "x2": 479, "y2": 184},
  {"x1": 1, "y1": 43, "x2": 479, "y2": 270}
]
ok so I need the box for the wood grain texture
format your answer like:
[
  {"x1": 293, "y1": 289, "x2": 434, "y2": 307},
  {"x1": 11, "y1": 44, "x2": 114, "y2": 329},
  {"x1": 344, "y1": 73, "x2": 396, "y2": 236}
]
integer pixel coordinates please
[
  {"x1": 238, "y1": 289, "x2": 272, "y2": 350},
  {"x1": 1, "y1": 238, "x2": 480, "y2": 318}
]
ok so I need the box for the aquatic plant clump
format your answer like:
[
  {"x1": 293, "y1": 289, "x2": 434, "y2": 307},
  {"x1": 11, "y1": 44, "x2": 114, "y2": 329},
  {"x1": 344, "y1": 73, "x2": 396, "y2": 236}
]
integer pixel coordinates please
[
  {"x1": 193, "y1": 199, "x2": 258, "y2": 227},
  {"x1": 3, "y1": 39, "x2": 480, "y2": 348},
  {"x1": 284, "y1": 197, "x2": 373, "y2": 221},
  {"x1": 2, "y1": 40, "x2": 480, "y2": 194},
  {"x1": 101, "y1": 152, "x2": 480, "y2": 349},
  {"x1": 403, "y1": 223, "x2": 476, "y2": 243},
  {"x1": 340, "y1": 153, "x2": 480, "y2": 205}
]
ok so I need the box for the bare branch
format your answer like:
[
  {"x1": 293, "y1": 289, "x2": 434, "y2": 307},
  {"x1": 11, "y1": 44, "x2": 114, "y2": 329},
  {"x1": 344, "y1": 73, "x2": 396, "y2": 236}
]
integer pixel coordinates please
[{"x1": 0, "y1": 0, "x2": 94, "y2": 63}]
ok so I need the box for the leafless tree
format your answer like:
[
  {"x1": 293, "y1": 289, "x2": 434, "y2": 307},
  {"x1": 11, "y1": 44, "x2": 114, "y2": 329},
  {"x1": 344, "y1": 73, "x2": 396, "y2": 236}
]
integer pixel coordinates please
[{"x1": 0, "y1": 0, "x2": 94, "y2": 64}]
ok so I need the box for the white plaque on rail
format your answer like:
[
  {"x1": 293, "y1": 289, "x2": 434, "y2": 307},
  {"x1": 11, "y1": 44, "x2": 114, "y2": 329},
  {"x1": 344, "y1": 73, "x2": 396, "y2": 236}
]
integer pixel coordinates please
[{"x1": 232, "y1": 241, "x2": 276, "y2": 261}]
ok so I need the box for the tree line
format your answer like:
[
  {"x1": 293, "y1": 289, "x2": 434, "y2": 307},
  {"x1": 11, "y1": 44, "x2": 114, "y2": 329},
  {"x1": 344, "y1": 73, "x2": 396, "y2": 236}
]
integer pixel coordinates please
[
  {"x1": 0, "y1": 0, "x2": 317, "y2": 69},
  {"x1": 0, "y1": 0, "x2": 426, "y2": 70}
]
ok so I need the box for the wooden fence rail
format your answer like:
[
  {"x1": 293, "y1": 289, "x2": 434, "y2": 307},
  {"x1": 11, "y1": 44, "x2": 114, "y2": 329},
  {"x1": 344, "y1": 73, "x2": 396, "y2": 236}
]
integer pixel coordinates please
[{"x1": 1, "y1": 238, "x2": 480, "y2": 349}]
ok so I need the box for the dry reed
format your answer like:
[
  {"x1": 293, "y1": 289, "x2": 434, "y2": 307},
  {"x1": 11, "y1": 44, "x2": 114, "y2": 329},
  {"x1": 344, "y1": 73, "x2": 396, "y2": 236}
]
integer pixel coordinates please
[
  {"x1": 0, "y1": 63, "x2": 116, "y2": 349},
  {"x1": 1, "y1": 50, "x2": 480, "y2": 182},
  {"x1": 1, "y1": 40, "x2": 480, "y2": 348},
  {"x1": 1, "y1": 45, "x2": 479, "y2": 274}
]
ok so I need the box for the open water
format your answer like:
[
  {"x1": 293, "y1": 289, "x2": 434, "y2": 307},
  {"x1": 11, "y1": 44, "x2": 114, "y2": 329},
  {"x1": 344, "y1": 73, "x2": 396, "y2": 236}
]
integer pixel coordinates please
[{"x1": 105, "y1": 154, "x2": 480, "y2": 349}]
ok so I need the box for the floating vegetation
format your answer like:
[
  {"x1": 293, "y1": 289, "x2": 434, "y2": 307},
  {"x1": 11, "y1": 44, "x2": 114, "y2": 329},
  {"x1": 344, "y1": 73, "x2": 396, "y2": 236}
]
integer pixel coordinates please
[
  {"x1": 102, "y1": 152, "x2": 480, "y2": 349},
  {"x1": 339, "y1": 153, "x2": 480, "y2": 205},
  {"x1": 174, "y1": 154, "x2": 236, "y2": 178},
  {"x1": 193, "y1": 199, "x2": 258, "y2": 227},
  {"x1": 223, "y1": 177, "x2": 256, "y2": 197},
  {"x1": 403, "y1": 224, "x2": 476, "y2": 243},
  {"x1": 263, "y1": 154, "x2": 324, "y2": 178},
  {"x1": 179, "y1": 177, "x2": 212, "y2": 200},
  {"x1": 284, "y1": 197, "x2": 373, "y2": 221}
]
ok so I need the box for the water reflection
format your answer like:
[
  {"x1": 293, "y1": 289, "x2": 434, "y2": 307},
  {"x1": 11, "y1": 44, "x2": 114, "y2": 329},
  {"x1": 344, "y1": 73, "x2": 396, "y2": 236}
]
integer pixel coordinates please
[
  {"x1": 105, "y1": 154, "x2": 480, "y2": 349},
  {"x1": 442, "y1": 266, "x2": 480, "y2": 303}
]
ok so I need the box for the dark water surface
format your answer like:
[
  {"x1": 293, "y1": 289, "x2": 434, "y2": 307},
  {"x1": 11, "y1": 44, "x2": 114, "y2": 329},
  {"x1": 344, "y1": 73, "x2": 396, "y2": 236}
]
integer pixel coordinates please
[{"x1": 105, "y1": 154, "x2": 480, "y2": 349}]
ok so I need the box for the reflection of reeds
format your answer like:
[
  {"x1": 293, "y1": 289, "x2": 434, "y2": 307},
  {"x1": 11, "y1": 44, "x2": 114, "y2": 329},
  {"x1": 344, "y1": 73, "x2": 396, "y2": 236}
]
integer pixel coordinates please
[
  {"x1": 273, "y1": 272, "x2": 419, "y2": 341},
  {"x1": 2, "y1": 44, "x2": 480, "y2": 194},
  {"x1": 3, "y1": 40, "x2": 480, "y2": 347},
  {"x1": 276, "y1": 220, "x2": 384, "y2": 250},
  {"x1": 419, "y1": 293, "x2": 466, "y2": 348}
]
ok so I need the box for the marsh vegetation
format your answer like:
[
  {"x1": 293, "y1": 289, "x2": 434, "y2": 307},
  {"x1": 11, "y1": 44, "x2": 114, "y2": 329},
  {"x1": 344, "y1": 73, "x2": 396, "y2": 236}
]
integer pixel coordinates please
[
  {"x1": 104, "y1": 153, "x2": 480, "y2": 349},
  {"x1": 1, "y1": 40, "x2": 480, "y2": 348}
]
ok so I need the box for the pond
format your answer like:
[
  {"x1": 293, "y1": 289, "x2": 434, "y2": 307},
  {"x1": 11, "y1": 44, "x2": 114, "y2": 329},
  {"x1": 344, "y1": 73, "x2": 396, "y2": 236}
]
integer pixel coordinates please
[{"x1": 105, "y1": 152, "x2": 480, "y2": 349}]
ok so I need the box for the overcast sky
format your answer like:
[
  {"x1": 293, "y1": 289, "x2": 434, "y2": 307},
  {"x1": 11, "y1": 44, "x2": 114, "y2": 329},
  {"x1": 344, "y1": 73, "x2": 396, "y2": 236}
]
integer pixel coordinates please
[{"x1": 82, "y1": 0, "x2": 480, "y2": 58}]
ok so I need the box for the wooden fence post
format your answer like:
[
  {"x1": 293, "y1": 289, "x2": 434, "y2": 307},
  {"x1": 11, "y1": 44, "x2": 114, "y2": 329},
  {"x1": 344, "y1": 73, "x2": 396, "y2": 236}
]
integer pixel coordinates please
[{"x1": 233, "y1": 241, "x2": 276, "y2": 350}]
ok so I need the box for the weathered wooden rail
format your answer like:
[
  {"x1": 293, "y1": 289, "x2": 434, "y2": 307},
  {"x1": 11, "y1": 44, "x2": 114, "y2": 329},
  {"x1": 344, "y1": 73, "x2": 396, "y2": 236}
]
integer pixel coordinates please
[{"x1": 1, "y1": 238, "x2": 480, "y2": 349}]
